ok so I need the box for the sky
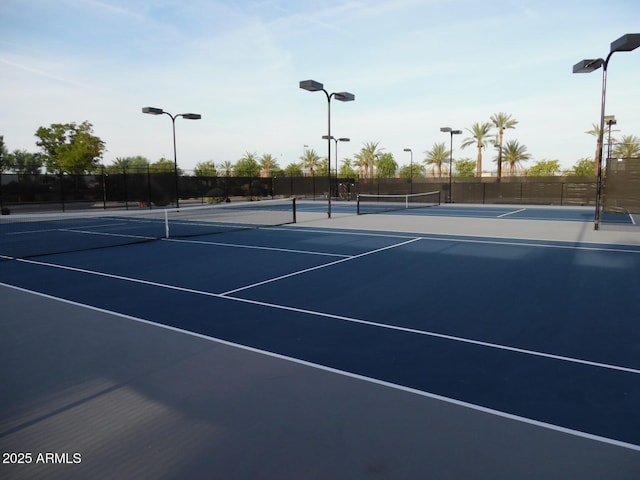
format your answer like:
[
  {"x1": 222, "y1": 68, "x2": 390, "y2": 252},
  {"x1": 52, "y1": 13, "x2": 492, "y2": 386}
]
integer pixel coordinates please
[{"x1": 1, "y1": 0, "x2": 639, "y2": 173}]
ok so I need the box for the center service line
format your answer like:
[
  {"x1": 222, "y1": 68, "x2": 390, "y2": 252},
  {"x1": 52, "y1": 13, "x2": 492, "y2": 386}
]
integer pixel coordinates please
[
  {"x1": 497, "y1": 208, "x2": 526, "y2": 218},
  {"x1": 219, "y1": 237, "x2": 422, "y2": 296}
]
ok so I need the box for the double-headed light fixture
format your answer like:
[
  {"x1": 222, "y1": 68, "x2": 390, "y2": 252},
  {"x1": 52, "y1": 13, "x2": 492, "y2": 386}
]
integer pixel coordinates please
[
  {"x1": 440, "y1": 127, "x2": 463, "y2": 203},
  {"x1": 300, "y1": 80, "x2": 355, "y2": 218},
  {"x1": 142, "y1": 107, "x2": 201, "y2": 208},
  {"x1": 322, "y1": 135, "x2": 350, "y2": 199},
  {"x1": 572, "y1": 33, "x2": 640, "y2": 230}
]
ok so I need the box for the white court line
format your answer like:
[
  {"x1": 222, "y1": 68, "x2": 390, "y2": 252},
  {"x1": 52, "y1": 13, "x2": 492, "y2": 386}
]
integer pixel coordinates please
[
  {"x1": 62, "y1": 229, "x2": 156, "y2": 240},
  {"x1": 2, "y1": 281, "x2": 639, "y2": 453},
  {"x1": 270, "y1": 226, "x2": 640, "y2": 254},
  {"x1": 220, "y1": 237, "x2": 421, "y2": 295},
  {"x1": 7, "y1": 257, "x2": 640, "y2": 378},
  {"x1": 165, "y1": 238, "x2": 350, "y2": 258},
  {"x1": 497, "y1": 208, "x2": 526, "y2": 218}
]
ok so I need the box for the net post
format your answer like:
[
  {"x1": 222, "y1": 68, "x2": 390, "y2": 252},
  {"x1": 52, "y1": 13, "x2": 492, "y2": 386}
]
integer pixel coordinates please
[
  {"x1": 356, "y1": 194, "x2": 361, "y2": 215},
  {"x1": 164, "y1": 209, "x2": 169, "y2": 238},
  {"x1": 292, "y1": 197, "x2": 297, "y2": 223}
]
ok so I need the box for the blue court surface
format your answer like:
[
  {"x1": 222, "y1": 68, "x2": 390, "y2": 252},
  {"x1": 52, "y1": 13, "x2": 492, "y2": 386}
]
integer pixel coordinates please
[
  {"x1": 1, "y1": 201, "x2": 640, "y2": 479},
  {"x1": 302, "y1": 199, "x2": 638, "y2": 224}
]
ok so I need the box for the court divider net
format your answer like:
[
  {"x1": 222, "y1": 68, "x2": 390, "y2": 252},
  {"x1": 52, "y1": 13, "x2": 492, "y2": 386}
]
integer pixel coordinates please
[
  {"x1": 356, "y1": 191, "x2": 441, "y2": 215},
  {"x1": 0, "y1": 198, "x2": 296, "y2": 260}
]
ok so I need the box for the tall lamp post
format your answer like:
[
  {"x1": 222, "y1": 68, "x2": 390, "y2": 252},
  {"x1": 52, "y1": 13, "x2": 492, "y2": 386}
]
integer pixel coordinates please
[
  {"x1": 300, "y1": 80, "x2": 355, "y2": 218},
  {"x1": 403, "y1": 148, "x2": 413, "y2": 194},
  {"x1": 142, "y1": 106, "x2": 201, "y2": 208},
  {"x1": 573, "y1": 33, "x2": 640, "y2": 230},
  {"x1": 440, "y1": 127, "x2": 462, "y2": 203},
  {"x1": 323, "y1": 135, "x2": 350, "y2": 199},
  {"x1": 604, "y1": 115, "x2": 617, "y2": 168}
]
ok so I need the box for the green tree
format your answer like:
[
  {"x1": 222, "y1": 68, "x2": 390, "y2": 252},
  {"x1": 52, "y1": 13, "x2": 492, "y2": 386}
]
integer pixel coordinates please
[
  {"x1": 6, "y1": 150, "x2": 44, "y2": 174},
  {"x1": 259, "y1": 153, "x2": 279, "y2": 177},
  {"x1": 461, "y1": 122, "x2": 492, "y2": 177},
  {"x1": 284, "y1": 162, "x2": 303, "y2": 176},
  {"x1": 317, "y1": 157, "x2": 329, "y2": 176},
  {"x1": 234, "y1": 152, "x2": 260, "y2": 176},
  {"x1": 35, "y1": 121, "x2": 105, "y2": 174},
  {"x1": 375, "y1": 152, "x2": 397, "y2": 178},
  {"x1": 398, "y1": 163, "x2": 426, "y2": 179},
  {"x1": 194, "y1": 160, "x2": 218, "y2": 176},
  {"x1": 0, "y1": 136, "x2": 7, "y2": 172},
  {"x1": 300, "y1": 148, "x2": 321, "y2": 176},
  {"x1": 490, "y1": 112, "x2": 518, "y2": 179},
  {"x1": 454, "y1": 158, "x2": 476, "y2": 177},
  {"x1": 339, "y1": 158, "x2": 356, "y2": 178},
  {"x1": 500, "y1": 139, "x2": 531, "y2": 175},
  {"x1": 150, "y1": 158, "x2": 181, "y2": 173},
  {"x1": 354, "y1": 141, "x2": 382, "y2": 179},
  {"x1": 108, "y1": 156, "x2": 150, "y2": 173},
  {"x1": 567, "y1": 158, "x2": 595, "y2": 176},
  {"x1": 423, "y1": 142, "x2": 449, "y2": 177},
  {"x1": 612, "y1": 134, "x2": 640, "y2": 159},
  {"x1": 527, "y1": 159, "x2": 561, "y2": 176}
]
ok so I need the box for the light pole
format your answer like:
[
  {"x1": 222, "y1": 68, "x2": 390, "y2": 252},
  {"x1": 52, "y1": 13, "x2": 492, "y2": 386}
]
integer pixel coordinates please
[
  {"x1": 573, "y1": 33, "x2": 640, "y2": 230},
  {"x1": 323, "y1": 135, "x2": 350, "y2": 199},
  {"x1": 440, "y1": 127, "x2": 462, "y2": 203},
  {"x1": 403, "y1": 148, "x2": 413, "y2": 194},
  {"x1": 300, "y1": 80, "x2": 355, "y2": 218},
  {"x1": 142, "y1": 106, "x2": 201, "y2": 208},
  {"x1": 604, "y1": 115, "x2": 617, "y2": 167}
]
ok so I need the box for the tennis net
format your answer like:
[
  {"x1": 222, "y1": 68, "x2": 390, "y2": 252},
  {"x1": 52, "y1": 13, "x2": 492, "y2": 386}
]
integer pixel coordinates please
[
  {"x1": 0, "y1": 198, "x2": 296, "y2": 260},
  {"x1": 356, "y1": 191, "x2": 441, "y2": 215}
]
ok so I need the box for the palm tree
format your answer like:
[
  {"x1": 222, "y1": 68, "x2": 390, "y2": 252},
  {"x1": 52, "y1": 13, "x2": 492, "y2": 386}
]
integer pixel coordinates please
[
  {"x1": 501, "y1": 139, "x2": 531, "y2": 175},
  {"x1": 219, "y1": 160, "x2": 233, "y2": 176},
  {"x1": 300, "y1": 148, "x2": 320, "y2": 176},
  {"x1": 259, "y1": 153, "x2": 278, "y2": 177},
  {"x1": 423, "y1": 142, "x2": 450, "y2": 177},
  {"x1": 461, "y1": 122, "x2": 492, "y2": 177},
  {"x1": 490, "y1": 112, "x2": 518, "y2": 180},
  {"x1": 585, "y1": 123, "x2": 603, "y2": 176},
  {"x1": 586, "y1": 123, "x2": 621, "y2": 174},
  {"x1": 354, "y1": 141, "x2": 383, "y2": 179},
  {"x1": 354, "y1": 155, "x2": 368, "y2": 178},
  {"x1": 612, "y1": 134, "x2": 640, "y2": 159}
]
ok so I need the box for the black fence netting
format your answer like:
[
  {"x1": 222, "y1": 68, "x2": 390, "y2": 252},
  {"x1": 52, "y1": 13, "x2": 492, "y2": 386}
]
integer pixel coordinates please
[
  {"x1": 4, "y1": 171, "x2": 639, "y2": 214},
  {"x1": 0, "y1": 173, "x2": 277, "y2": 213},
  {"x1": 604, "y1": 157, "x2": 640, "y2": 214}
]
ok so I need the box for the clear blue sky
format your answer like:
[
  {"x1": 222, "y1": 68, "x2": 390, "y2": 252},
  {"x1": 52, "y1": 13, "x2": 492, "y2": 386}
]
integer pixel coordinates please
[{"x1": 1, "y1": 0, "x2": 639, "y2": 173}]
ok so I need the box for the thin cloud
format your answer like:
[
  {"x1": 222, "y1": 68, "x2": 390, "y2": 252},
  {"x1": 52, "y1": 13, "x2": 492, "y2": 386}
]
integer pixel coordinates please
[{"x1": 0, "y1": 57, "x2": 88, "y2": 89}]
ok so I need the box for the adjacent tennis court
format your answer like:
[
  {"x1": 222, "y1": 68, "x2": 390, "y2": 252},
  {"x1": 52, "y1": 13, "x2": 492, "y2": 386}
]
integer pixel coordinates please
[{"x1": 1, "y1": 199, "x2": 640, "y2": 479}]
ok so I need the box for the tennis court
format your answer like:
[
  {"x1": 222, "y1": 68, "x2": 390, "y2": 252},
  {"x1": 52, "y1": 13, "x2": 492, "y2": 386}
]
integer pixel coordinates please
[{"x1": 1, "y1": 199, "x2": 640, "y2": 479}]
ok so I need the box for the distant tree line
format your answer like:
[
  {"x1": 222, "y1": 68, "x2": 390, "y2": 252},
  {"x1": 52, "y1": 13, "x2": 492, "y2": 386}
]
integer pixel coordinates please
[{"x1": 2, "y1": 116, "x2": 639, "y2": 179}]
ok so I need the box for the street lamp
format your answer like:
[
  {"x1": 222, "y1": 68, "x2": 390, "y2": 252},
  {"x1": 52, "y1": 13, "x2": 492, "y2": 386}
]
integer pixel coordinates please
[
  {"x1": 440, "y1": 127, "x2": 463, "y2": 203},
  {"x1": 604, "y1": 115, "x2": 617, "y2": 167},
  {"x1": 403, "y1": 148, "x2": 413, "y2": 193},
  {"x1": 142, "y1": 106, "x2": 201, "y2": 208},
  {"x1": 573, "y1": 33, "x2": 640, "y2": 230},
  {"x1": 300, "y1": 80, "x2": 355, "y2": 218},
  {"x1": 322, "y1": 135, "x2": 350, "y2": 199}
]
